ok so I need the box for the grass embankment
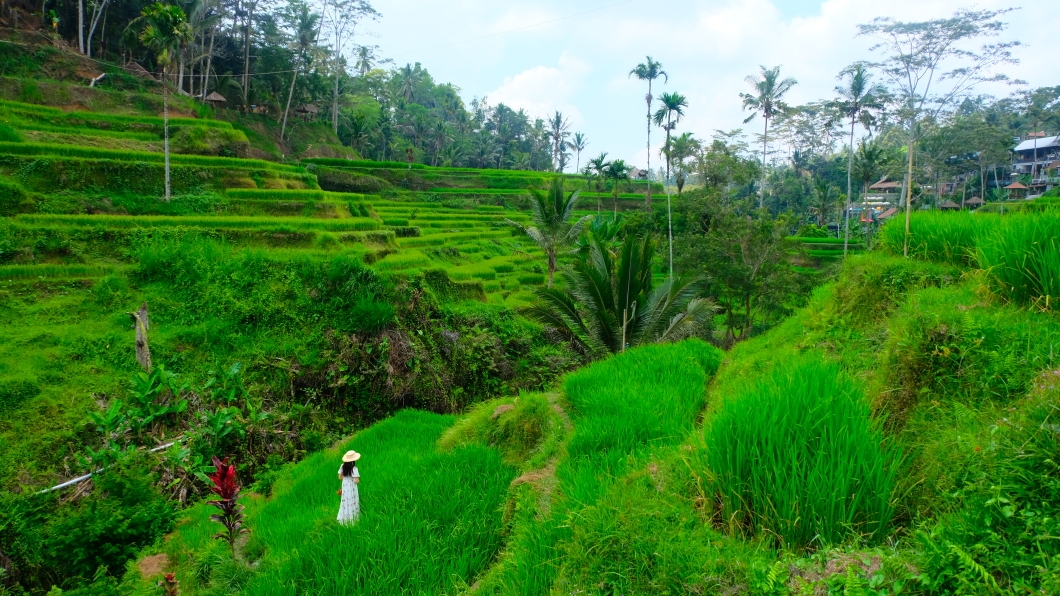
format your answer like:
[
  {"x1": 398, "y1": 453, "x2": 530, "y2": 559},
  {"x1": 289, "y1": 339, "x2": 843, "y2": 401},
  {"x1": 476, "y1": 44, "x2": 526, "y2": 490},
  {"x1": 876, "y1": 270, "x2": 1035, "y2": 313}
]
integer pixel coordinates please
[{"x1": 131, "y1": 410, "x2": 515, "y2": 595}]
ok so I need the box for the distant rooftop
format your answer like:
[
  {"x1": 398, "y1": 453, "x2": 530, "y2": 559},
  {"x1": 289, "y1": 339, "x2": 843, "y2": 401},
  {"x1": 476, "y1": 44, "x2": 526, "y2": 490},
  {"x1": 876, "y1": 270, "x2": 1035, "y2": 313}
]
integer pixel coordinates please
[{"x1": 1013, "y1": 135, "x2": 1060, "y2": 152}]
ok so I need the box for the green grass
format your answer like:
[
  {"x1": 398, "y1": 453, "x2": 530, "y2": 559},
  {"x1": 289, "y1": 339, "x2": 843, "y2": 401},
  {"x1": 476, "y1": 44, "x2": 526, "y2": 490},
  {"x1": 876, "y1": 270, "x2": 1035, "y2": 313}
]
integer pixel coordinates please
[
  {"x1": 5, "y1": 122, "x2": 160, "y2": 141},
  {"x1": 396, "y1": 231, "x2": 512, "y2": 247},
  {"x1": 703, "y1": 357, "x2": 902, "y2": 548},
  {"x1": 0, "y1": 264, "x2": 121, "y2": 280},
  {"x1": 14, "y1": 214, "x2": 381, "y2": 232},
  {"x1": 0, "y1": 142, "x2": 302, "y2": 172},
  {"x1": 879, "y1": 211, "x2": 1060, "y2": 307},
  {"x1": 148, "y1": 410, "x2": 515, "y2": 595}
]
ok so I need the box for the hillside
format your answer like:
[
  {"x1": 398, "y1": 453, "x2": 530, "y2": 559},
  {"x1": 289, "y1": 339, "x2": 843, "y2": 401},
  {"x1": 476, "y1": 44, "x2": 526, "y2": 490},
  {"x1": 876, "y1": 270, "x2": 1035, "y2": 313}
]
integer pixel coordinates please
[{"x1": 112, "y1": 212, "x2": 1060, "y2": 595}]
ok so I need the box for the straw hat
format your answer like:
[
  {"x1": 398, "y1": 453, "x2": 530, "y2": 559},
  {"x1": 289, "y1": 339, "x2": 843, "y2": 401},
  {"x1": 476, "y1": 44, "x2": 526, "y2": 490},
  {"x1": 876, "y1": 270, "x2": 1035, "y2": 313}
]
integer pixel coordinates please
[{"x1": 342, "y1": 450, "x2": 361, "y2": 462}]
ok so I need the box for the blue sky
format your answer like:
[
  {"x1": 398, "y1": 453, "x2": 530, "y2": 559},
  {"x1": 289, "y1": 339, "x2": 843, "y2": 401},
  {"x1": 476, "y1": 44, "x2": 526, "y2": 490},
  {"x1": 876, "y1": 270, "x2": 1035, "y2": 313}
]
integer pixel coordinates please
[{"x1": 365, "y1": 0, "x2": 1057, "y2": 171}]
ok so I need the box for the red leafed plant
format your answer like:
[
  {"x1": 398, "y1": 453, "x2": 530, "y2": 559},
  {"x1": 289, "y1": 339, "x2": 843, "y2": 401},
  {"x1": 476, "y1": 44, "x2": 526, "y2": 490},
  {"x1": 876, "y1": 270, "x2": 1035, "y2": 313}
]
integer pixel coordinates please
[
  {"x1": 159, "y1": 572, "x2": 179, "y2": 596},
  {"x1": 208, "y1": 456, "x2": 249, "y2": 558}
]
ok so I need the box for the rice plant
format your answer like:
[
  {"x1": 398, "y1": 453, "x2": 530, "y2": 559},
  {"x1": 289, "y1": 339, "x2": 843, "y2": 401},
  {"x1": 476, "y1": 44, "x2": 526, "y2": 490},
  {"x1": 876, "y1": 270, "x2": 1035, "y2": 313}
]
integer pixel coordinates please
[
  {"x1": 0, "y1": 142, "x2": 303, "y2": 172},
  {"x1": 231, "y1": 411, "x2": 514, "y2": 595},
  {"x1": 15, "y1": 214, "x2": 380, "y2": 232},
  {"x1": 226, "y1": 189, "x2": 326, "y2": 201},
  {"x1": 877, "y1": 212, "x2": 992, "y2": 266},
  {"x1": 703, "y1": 357, "x2": 902, "y2": 548},
  {"x1": 976, "y1": 212, "x2": 1060, "y2": 309},
  {"x1": 0, "y1": 264, "x2": 119, "y2": 280}
]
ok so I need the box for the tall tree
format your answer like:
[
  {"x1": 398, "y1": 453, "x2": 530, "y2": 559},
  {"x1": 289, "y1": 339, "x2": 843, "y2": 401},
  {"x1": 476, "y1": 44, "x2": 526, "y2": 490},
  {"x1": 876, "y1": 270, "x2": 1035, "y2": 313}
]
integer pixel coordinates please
[
  {"x1": 740, "y1": 65, "x2": 797, "y2": 209},
  {"x1": 586, "y1": 152, "x2": 610, "y2": 214},
  {"x1": 859, "y1": 9, "x2": 1019, "y2": 257},
  {"x1": 131, "y1": 2, "x2": 192, "y2": 202},
  {"x1": 832, "y1": 63, "x2": 886, "y2": 255},
  {"x1": 506, "y1": 176, "x2": 591, "y2": 288},
  {"x1": 321, "y1": 0, "x2": 379, "y2": 135},
  {"x1": 547, "y1": 111, "x2": 571, "y2": 172},
  {"x1": 279, "y1": 3, "x2": 321, "y2": 142},
  {"x1": 570, "y1": 132, "x2": 588, "y2": 173},
  {"x1": 525, "y1": 234, "x2": 714, "y2": 356},
  {"x1": 604, "y1": 159, "x2": 632, "y2": 219},
  {"x1": 629, "y1": 56, "x2": 667, "y2": 209},
  {"x1": 653, "y1": 91, "x2": 687, "y2": 277}
]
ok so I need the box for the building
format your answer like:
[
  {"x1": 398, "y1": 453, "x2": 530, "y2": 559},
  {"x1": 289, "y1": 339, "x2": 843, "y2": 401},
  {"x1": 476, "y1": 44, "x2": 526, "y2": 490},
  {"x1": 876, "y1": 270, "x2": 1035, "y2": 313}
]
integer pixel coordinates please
[{"x1": 1011, "y1": 133, "x2": 1059, "y2": 195}]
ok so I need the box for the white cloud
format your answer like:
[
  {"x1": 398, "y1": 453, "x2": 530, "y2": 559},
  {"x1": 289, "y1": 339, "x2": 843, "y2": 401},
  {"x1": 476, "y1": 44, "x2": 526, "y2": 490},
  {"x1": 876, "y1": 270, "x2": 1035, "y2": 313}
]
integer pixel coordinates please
[
  {"x1": 371, "y1": 0, "x2": 1058, "y2": 167},
  {"x1": 486, "y1": 52, "x2": 593, "y2": 125}
]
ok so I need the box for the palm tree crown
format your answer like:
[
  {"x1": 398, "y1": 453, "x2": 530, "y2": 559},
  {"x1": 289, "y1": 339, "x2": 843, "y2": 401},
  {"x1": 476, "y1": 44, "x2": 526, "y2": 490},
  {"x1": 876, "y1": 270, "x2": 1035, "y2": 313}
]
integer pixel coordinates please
[
  {"x1": 524, "y1": 234, "x2": 714, "y2": 356},
  {"x1": 832, "y1": 63, "x2": 886, "y2": 255},
  {"x1": 740, "y1": 65, "x2": 797, "y2": 209},
  {"x1": 653, "y1": 91, "x2": 688, "y2": 182},
  {"x1": 507, "y1": 176, "x2": 590, "y2": 288},
  {"x1": 630, "y1": 56, "x2": 668, "y2": 209},
  {"x1": 569, "y1": 132, "x2": 588, "y2": 173}
]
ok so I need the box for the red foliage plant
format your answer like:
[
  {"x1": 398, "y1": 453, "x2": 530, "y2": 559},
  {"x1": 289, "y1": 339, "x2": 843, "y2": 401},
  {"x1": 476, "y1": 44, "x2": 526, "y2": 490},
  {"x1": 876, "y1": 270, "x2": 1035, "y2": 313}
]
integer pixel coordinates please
[{"x1": 208, "y1": 456, "x2": 249, "y2": 557}]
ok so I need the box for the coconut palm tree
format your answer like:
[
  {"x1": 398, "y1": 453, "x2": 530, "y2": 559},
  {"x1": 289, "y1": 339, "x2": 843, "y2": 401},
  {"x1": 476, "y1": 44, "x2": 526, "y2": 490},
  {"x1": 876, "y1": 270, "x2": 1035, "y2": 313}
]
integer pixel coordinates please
[
  {"x1": 506, "y1": 176, "x2": 591, "y2": 288},
  {"x1": 354, "y1": 44, "x2": 378, "y2": 76},
  {"x1": 604, "y1": 159, "x2": 632, "y2": 219},
  {"x1": 833, "y1": 64, "x2": 886, "y2": 255},
  {"x1": 524, "y1": 234, "x2": 715, "y2": 357},
  {"x1": 653, "y1": 91, "x2": 687, "y2": 278},
  {"x1": 548, "y1": 111, "x2": 571, "y2": 172},
  {"x1": 131, "y1": 2, "x2": 192, "y2": 202},
  {"x1": 570, "y1": 132, "x2": 588, "y2": 173},
  {"x1": 629, "y1": 56, "x2": 667, "y2": 209},
  {"x1": 280, "y1": 3, "x2": 321, "y2": 142},
  {"x1": 810, "y1": 176, "x2": 838, "y2": 228},
  {"x1": 586, "y1": 152, "x2": 609, "y2": 214},
  {"x1": 740, "y1": 65, "x2": 797, "y2": 209}
]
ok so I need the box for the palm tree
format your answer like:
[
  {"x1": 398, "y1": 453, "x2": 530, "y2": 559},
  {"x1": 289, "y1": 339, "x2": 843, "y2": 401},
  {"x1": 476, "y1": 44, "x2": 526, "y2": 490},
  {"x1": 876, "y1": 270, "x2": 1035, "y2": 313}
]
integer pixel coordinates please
[
  {"x1": 398, "y1": 64, "x2": 417, "y2": 102},
  {"x1": 548, "y1": 111, "x2": 571, "y2": 172},
  {"x1": 653, "y1": 92, "x2": 688, "y2": 185},
  {"x1": 586, "y1": 152, "x2": 609, "y2": 214},
  {"x1": 524, "y1": 234, "x2": 715, "y2": 356},
  {"x1": 668, "y1": 132, "x2": 699, "y2": 195},
  {"x1": 354, "y1": 44, "x2": 378, "y2": 76},
  {"x1": 852, "y1": 140, "x2": 886, "y2": 196},
  {"x1": 506, "y1": 176, "x2": 591, "y2": 288},
  {"x1": 810, "y1": 176, "x2": 838, "y2": 228},
  {"x1": 604, "y1": 159, "x2": 632, "y2": 219},
  {"x1": 280, "y1": 3, "x2": 321, "y2": 142},
  {"x1": 131, "y1": 2, "x2": 192, "y2": 202},
  {"x1": 653, "y1": 91, "x2": 687, "y2": 278},
  {"x1": 740, "y1": 65, "x2": 797, "y2": 209},
  {"x1": 629, "y1": 56, "x2": 667, "y2": 209},
  {"x1": 833, "y1": 64, "x2": 886, "y2": 255},
  {"x1": 570, "y1": 132, "x2": 588, "y2": 173}
]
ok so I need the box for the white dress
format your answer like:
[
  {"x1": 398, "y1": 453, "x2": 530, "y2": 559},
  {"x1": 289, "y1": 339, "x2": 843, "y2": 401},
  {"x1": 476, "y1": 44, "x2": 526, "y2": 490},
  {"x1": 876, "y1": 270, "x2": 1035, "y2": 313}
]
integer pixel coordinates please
[{"x1": 337, "y1": 465, "x2": 360, "y2": 525}]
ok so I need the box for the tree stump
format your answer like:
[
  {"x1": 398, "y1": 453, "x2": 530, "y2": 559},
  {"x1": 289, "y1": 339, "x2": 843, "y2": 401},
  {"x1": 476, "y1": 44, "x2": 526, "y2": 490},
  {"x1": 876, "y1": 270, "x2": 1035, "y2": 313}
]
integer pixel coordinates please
[{"x1": 129, "y1": 301, "x2": 152, "y2": 371}]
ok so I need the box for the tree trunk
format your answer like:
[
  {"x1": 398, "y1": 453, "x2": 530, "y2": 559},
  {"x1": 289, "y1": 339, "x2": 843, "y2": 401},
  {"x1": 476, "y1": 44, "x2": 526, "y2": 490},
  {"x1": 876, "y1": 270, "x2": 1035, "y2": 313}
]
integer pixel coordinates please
[
  {"x1": 547, "y1": 253, "x2": 556, "y2": 288},
  {"x1": 280, "y1": 63, "x2": 299, "y2": 143},
  {"x1": 130, "y1": 302, "x2": 152, "y2": 372},
  {"x1": 902, "y1": 128, "x2": 915, "y2": 258},
  {"x1": 178, "y1": 57, "x2": 185, "y2": 95},
  {"x1": 844, "y1": 117, "x2": 854, "y2": 256},
  {"x1": 163, "y1": 68, "x2": 171, "y2": 202},
  {"x1": 644, "y1": 82, "x2": 652, "y2": 209},
  {"x1": 85, "y1": 0, "x2": 109, "y2": 58},
  {"x1": 77, "y1": 0, "x2": 84, "y2": 53},
  {"x1": 332, "y1": 70, "x2": 340, "y2": 135},
  {"x1": 242, "y1": 2, "x2": 255, "y2": 105},
  {"x1": 760, "y1": 117, "x2": 770, "y2": 210},
  {"x1": 201, "y1": 26, "x2": 215, "y2": 101}
]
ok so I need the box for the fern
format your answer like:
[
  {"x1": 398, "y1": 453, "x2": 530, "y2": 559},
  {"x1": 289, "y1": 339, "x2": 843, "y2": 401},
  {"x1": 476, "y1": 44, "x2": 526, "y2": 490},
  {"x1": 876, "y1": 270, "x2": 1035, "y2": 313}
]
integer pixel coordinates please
[{"x1": 947, "y1": 542, "x2": 1000, "y2": 593}]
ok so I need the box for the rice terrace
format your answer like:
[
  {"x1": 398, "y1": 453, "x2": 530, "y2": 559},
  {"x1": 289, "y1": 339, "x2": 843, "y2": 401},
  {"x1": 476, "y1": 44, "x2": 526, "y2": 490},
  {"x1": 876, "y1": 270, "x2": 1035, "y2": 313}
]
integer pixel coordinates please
[{"x1": 0, "y1": 0, "x2": 1059, "y2": 593}]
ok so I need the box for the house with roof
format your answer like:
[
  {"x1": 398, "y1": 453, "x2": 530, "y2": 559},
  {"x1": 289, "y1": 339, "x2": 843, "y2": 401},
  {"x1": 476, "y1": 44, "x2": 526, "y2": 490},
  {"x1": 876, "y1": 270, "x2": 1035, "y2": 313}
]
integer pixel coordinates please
[{"x1": 1011, "y1": 132, "x2": 1059, "y2": 195}]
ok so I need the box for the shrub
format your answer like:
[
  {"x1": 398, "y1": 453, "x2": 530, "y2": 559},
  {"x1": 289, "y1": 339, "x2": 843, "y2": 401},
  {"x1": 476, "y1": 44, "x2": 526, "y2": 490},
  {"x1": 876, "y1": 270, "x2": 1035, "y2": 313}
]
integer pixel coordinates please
[
  {"x1": 0, "y1": 122, "x2": 21, "y2": 142},
  {"x1": 171, "y1": 126, "x2": 250, "y2": 157},
  {"x1": 703, "y1": 357, "x2": 902, "y2": 548},
  {"x1": 315, "y1": 166, "x2": 392, "y2": 193},
  {"x1": 0, "y1": 178, "x2": 33, "y2": 215},
  {"x1": 349, "y1": 296, "x2": 396, "y2": 333},
  {"x1": 976, "y1": 212, "x2": 1060, "y2": 308}
]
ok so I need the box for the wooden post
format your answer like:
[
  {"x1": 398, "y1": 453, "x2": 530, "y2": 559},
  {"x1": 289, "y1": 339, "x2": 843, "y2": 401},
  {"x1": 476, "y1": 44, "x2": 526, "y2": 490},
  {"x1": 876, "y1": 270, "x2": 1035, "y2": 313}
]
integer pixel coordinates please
[
  {"x1": 129, "y1": 302, "x2": 151, "y2": 371},
  {"x1": 621, "y1": 308, "x2": 627, "y2": 353}
]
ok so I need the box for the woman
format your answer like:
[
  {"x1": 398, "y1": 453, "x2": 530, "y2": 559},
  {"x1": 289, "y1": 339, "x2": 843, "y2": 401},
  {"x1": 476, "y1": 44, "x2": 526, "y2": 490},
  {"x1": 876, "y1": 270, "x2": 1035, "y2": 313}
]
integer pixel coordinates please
[{"x1": 337, "y1": 450, "x2": 361, "y2": 525}]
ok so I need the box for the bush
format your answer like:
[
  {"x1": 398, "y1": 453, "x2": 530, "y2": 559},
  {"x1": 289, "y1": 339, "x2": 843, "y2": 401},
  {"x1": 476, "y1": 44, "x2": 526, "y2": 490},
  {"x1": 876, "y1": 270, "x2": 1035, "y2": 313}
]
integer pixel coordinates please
[
  {"x1": 0, "y1": 178, "x2": 34, "y2": 215},
  {"x1": 703, "y1": 357, "x2": 902, "y2": 548},
  {"x1": 171, "y1": 126, "x2": 250, "y2": 157},
  {"x1": 0, "y1": 122, "x2": 21, "y2": 142},
  {"x1": 315, "y1": 166, "x2": 392, "y2": 193}
]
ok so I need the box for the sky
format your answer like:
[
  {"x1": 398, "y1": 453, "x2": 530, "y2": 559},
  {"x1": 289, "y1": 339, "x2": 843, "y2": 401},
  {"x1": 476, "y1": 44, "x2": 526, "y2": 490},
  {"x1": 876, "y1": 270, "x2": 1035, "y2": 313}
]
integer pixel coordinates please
[{"x1": 362, "y1": 0, "x2": 1057, "y2": 171}]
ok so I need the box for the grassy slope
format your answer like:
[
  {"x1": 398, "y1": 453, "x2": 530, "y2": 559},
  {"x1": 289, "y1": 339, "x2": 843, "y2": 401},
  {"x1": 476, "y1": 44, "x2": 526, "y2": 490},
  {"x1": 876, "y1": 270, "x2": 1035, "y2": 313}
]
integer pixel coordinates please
[{"x1": 129, "y1": 410, "x2": 515, "y2": 595}]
